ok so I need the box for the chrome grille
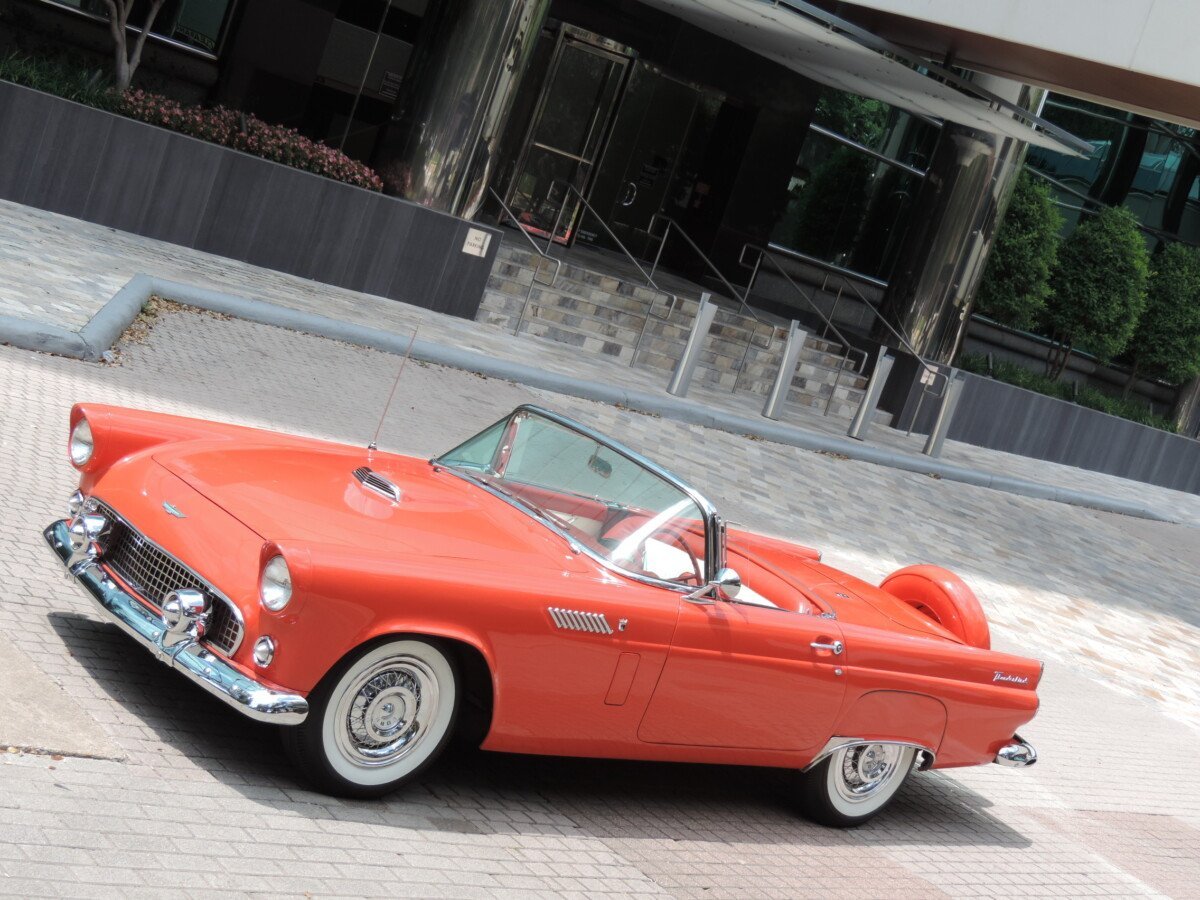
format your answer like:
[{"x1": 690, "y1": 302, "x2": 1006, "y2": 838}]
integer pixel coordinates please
[
  {"x1": 206, "y1": 601, "x2": 241, "y2": 656},
  {"x1": 94, "y1": 500, "x2": 243, "y2": 656}
]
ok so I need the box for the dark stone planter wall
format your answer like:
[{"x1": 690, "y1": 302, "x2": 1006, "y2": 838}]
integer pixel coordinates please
[
  {"x1": 0, "y1": 81, "x2": 500, "y2": 319},
  {"x1": 889, "y1": 364, "x2": 1200, "y2": 494}
]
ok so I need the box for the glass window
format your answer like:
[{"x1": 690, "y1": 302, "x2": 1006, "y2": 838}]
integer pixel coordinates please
[
  {"x1": 437, "y1": 410, "x2": 709, "y2": 586},
  {"x1": 772, "y1": 130, "x2": 920, "y2": 279},
  {"x1": 1026, "y1": 97, "x2": 1129, "y2": 197},
  {"x1": 51, "y1": 0, "x2": 235, "y2": 55}
]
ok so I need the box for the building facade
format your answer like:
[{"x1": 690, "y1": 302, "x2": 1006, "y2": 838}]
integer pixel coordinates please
[{"x1": 4, "y1": 0, "x2": 1200, "y2": 430}]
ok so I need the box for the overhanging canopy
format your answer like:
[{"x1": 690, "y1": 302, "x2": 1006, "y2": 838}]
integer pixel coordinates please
[{"x1": 637, "y1": 0, "x2": 1090, "y2": 156}]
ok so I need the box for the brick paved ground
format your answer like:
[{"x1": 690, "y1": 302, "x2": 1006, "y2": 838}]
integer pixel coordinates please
[
  {"x1": 3, "y1": 199, "x2": 1198, "y2": 527},
  {"x1": 1, "y1": 307, "x2": 1198, "y2": 898}
]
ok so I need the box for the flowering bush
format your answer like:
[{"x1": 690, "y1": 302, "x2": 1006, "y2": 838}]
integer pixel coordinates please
[{"x1": 120, "y1": 90, "x2": 384, "y2": 191}]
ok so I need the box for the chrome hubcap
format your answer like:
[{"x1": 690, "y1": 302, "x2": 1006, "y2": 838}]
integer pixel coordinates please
[
  {"x1": 834, "y1": 744, "x2": 904, "y2": 803},
  {"x1": 334, "y1": 656, "x2": 439, "y2": 768}
]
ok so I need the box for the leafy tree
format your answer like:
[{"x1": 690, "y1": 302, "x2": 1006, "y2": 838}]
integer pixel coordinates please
[
  {"x1": 1045, "y1": 205, "x2": 1149, "y2": 380},
  {"x1": 974, "y1": 173, "x2": 1063, "y2": 330},
  {"x1": 99, "y1": 0, "x2": 166, "y2": 91},
  {"x1": 814, "y1": 92, "x2": 888, "y2": 146},
  {"x1": 1123, "y1": 241, "x2": 1200, "y2": 396}
]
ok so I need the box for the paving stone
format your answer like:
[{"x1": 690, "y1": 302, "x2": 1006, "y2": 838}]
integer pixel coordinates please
[{"x1": 1, "y1": 201, "x2": 1199, "y2": 898}]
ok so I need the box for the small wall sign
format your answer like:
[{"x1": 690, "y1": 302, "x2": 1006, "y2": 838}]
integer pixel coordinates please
[{"x1": 462, "y1": 228, "x2": 493, "y2": 258}]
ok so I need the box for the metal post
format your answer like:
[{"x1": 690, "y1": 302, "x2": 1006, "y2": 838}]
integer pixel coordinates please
[
  {"x1": 847, "y1": 347, "x2": 895, "y2": 441},
  {"x1": 763, "y1": 321, "x2": 807, "y2": 420},
  {"x1": 667, "y1": 293, "x2": 717, "y2": 397},
  {"x1": 923, "y1": 372, "x2": 966, "y2": 458}
]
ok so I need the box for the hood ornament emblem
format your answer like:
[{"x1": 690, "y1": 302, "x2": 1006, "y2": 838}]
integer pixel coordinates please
[{"x1": 162, "y1": 502, "x2": 187, "y2": 519}]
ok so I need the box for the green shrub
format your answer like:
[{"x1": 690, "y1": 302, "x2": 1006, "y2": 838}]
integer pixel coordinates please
[
  {"x1": 0, "y1": 51, "x2": 118, "y2": 111},
  {"x1": 958, "y1": 352, "x2": 1176, "y2": 432},
  {"x1": 1125, "y1": 242, "x2": 1200, "y2": 390},
  {"x1": 1045, "y1": 206, "x2": 1149, "y2": 378},
  {"x1": 0, "y1": 52, "x2": 383, "y2": 191},
  {"x1": 974, "y1": 173, "x2": 1062, "y2": 330}
]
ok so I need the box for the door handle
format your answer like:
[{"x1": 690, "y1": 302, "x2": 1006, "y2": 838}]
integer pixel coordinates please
[
  {"x1": 810, "y1": 640, "x2": 844, "y2": 655},
  {"x1": 621, "y1": 181, "x2": 638, "y2": 207}
]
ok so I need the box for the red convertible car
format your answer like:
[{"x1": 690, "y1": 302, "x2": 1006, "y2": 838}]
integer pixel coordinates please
[{"x1": 45, "y1": 403, "x2": 1040, "y2": 826}]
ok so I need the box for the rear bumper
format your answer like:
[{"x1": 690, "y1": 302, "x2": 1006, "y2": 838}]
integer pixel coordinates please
[
  {"x1": 44, "y1": 519, "x2": 308, "y2": 725},
  {"x1": 994, "y1": 734, "x2": 1037, "y2": 767}
]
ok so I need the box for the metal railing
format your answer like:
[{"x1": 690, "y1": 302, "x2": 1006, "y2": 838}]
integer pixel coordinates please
[
  {"x1": 738, "y1": 245, "x2": 868, "y2": 415},
  {"x1": 544, "y1": 183, "x2": 680, "y2": 365},
  {"x1": 488, "y1": 187, "x2": 563, "y2": 335},
  {"x1": 648, "y1": 213, "x2": 777, "y2": 387},
  {"x1": 749, "y1": 244, "x2": 951, "y2": 417}
]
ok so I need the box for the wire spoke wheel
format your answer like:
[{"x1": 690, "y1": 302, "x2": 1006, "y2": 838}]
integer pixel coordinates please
[
  {"x1": 284, "y1": 638, "x2": 459, "y2": 798},
  {"x1": 797, "y1": 743, "x2": 916, "y2": 827},
  {"x1": 335, "y1": 656, "x2": 439, "y2": 768},
  {"x1": 832, "y1": 744, "x2": 906, "y2": 805}
]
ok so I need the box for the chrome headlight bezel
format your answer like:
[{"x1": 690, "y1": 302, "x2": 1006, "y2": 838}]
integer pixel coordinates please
[
  {"x1": 69, "y1": 417, "x2": 94, "y2": 467},
  {"x1": 259, "y1": 555, "x2": 292, "y2": 612}
]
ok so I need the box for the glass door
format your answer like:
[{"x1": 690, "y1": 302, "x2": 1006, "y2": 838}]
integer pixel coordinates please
[{"x1": 503, "y1": 27, "x2": 633, "y2": 243}]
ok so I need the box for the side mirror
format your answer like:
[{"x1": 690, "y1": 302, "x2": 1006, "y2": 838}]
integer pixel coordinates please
[
  {"x1": 684, "y1": 567, "x2": 743, "y2": 605},
  {"x1": 713, "y1": 567, "x2": 741, "y2": 600}
]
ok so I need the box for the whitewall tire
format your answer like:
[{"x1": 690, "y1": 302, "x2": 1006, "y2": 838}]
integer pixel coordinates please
[
  {"x1": 283, "y1": 638, "x2": 459, "y2": 798},
  {"x1": 797, "y1": 744, "x2": 915, "y2": 827}
]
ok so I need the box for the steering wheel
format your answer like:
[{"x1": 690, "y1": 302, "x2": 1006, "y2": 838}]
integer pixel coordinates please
[{"x1": 645, "y1": 523, "x2": 703, "y2": 584}]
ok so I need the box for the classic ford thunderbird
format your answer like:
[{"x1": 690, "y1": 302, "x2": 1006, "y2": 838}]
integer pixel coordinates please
[{"x1": 45, "y1": 403, "x2": 1040, "y2": 826}]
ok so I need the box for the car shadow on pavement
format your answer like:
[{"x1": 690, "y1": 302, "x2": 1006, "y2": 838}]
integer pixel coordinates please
[{"x1": 49, "y1": 610, "x2": 1031, "y2": 849}]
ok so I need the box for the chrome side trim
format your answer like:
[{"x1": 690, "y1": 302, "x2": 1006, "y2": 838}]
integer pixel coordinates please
[
  {"x1": 44, "y1": 520, "x2": 308, "y2": 725},
  {"x1": 805, "y1": 736, "x2": 936, "y2": 772},
  {"x1": 353, "y1": 466, "x2": 402, "y2": 503},
  {"x1": 548, "y1": 607, "x2": 614, "y2": 635},
  {"x1": 994, "y1": 734, "x2": 1038, "y2": 768}
]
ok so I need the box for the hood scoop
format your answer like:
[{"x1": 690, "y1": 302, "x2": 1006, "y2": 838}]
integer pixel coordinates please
[{"x1": 353, "y1": 466, "x2": 402, "y2": 503}]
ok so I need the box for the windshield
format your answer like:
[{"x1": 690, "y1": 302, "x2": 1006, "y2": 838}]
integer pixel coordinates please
[{"x1": 436, "y1": 408, "x2": 711, "y2": 586}]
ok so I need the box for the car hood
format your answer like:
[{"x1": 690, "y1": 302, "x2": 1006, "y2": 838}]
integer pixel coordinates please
[{"x1": 152, "y1": 441, "x2": 570, "y2": 567}]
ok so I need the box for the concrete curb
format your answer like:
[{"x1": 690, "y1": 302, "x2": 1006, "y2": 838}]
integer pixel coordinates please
[{"x1": 0, "y1": 274, "x2": 1177, "y2": 524}]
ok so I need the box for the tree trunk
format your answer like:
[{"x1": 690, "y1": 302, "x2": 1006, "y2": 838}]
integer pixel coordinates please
[
  {"x1": 113, "y1": 51, "x2": 131, "y2": 92},
  {"x1": 1122, "y1": 363, "x2": 1139, "y2": 400},
  {"x1": 1052, "y1": 339, "x2": 1073, "y2": 381}
]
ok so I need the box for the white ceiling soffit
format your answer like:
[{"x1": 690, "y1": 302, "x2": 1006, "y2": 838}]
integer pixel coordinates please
[{"x1": 638, "y1": 0, "x2": 1089, "y2": 156}]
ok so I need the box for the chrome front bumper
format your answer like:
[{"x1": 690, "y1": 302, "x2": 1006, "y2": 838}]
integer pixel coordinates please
[
  {"x1": 994, "y1": 734, "x2": 1037, "y2": 767},
  {"x1": 44, "y1": 520, "x2": 308, "y2": 725}
]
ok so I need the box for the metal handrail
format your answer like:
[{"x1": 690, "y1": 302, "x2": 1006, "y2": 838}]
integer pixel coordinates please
[
  {"x1": 650, "y1": 214, "x2": 763, "y2": 325},
  {"x1": 750, "y1": 244, "x2": 951, "y2": 421},
  {"x1": 648, "y1": 213, "x2": 775, "y2": 391},
  {"x1": 488, "y1": 187, "x2": 563, "y2": 336},
  {"x1": 739, "y1": 245, "x2": 869, "y2": 414},
  {"x1": 545, "y1": 182, "x2": 680, "y2": 365},
  {"x1": 760, "y1": 245, "x2": 943, "y2": 371},
  {"x1": 739, "y1": 245, "x2": 868, "y2": 373}
]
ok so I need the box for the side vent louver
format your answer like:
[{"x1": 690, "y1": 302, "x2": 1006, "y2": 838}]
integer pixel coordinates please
[
  {"x1": 353, "y1": 467, "x2": 402, "y2": 503},
  {"x1": 548, "y1": 607, "x2": 613, "y2": 635}
]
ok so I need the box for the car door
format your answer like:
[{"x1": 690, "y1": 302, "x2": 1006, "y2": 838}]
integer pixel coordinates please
[{"x1": 637, "y1": 598, "x2": 847, "y2": 751}]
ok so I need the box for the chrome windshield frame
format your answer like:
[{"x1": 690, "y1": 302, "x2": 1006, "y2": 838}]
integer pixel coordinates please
[{"x1": 433, "y1": 404, "x2": 726, "y2": 589}]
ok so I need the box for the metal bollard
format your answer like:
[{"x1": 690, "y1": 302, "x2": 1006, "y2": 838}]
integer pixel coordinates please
[
  {"x1": 847, "y1": 347, "x2": 894, "y2": 441},
  {"x1": 923, "y1": 371, "x2": 966, "y2": 457},
  {"x1": 762, "y1": 321, "x2": 808, "y2": 420},
  {"x1": 667, "y1": 293, "x2": 717, "y2": 397}
]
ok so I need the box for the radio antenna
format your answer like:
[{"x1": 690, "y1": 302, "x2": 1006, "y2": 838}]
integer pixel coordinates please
[{"x1": 368, "y1": 326, "x2": 419, "y2": 453}]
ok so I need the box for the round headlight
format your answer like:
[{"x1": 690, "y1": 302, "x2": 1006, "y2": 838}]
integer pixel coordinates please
[
  {"x1": 69, "y1": 418, "x2": 94, "y2": 467},
  {"x1": 260, "y1": 555, "x2": 292, "y2": 612}
]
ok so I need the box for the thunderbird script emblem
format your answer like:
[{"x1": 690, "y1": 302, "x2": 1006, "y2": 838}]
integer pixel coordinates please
[{"x1": 162, "y1": 502, "x2": 187, "y2": 519}]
